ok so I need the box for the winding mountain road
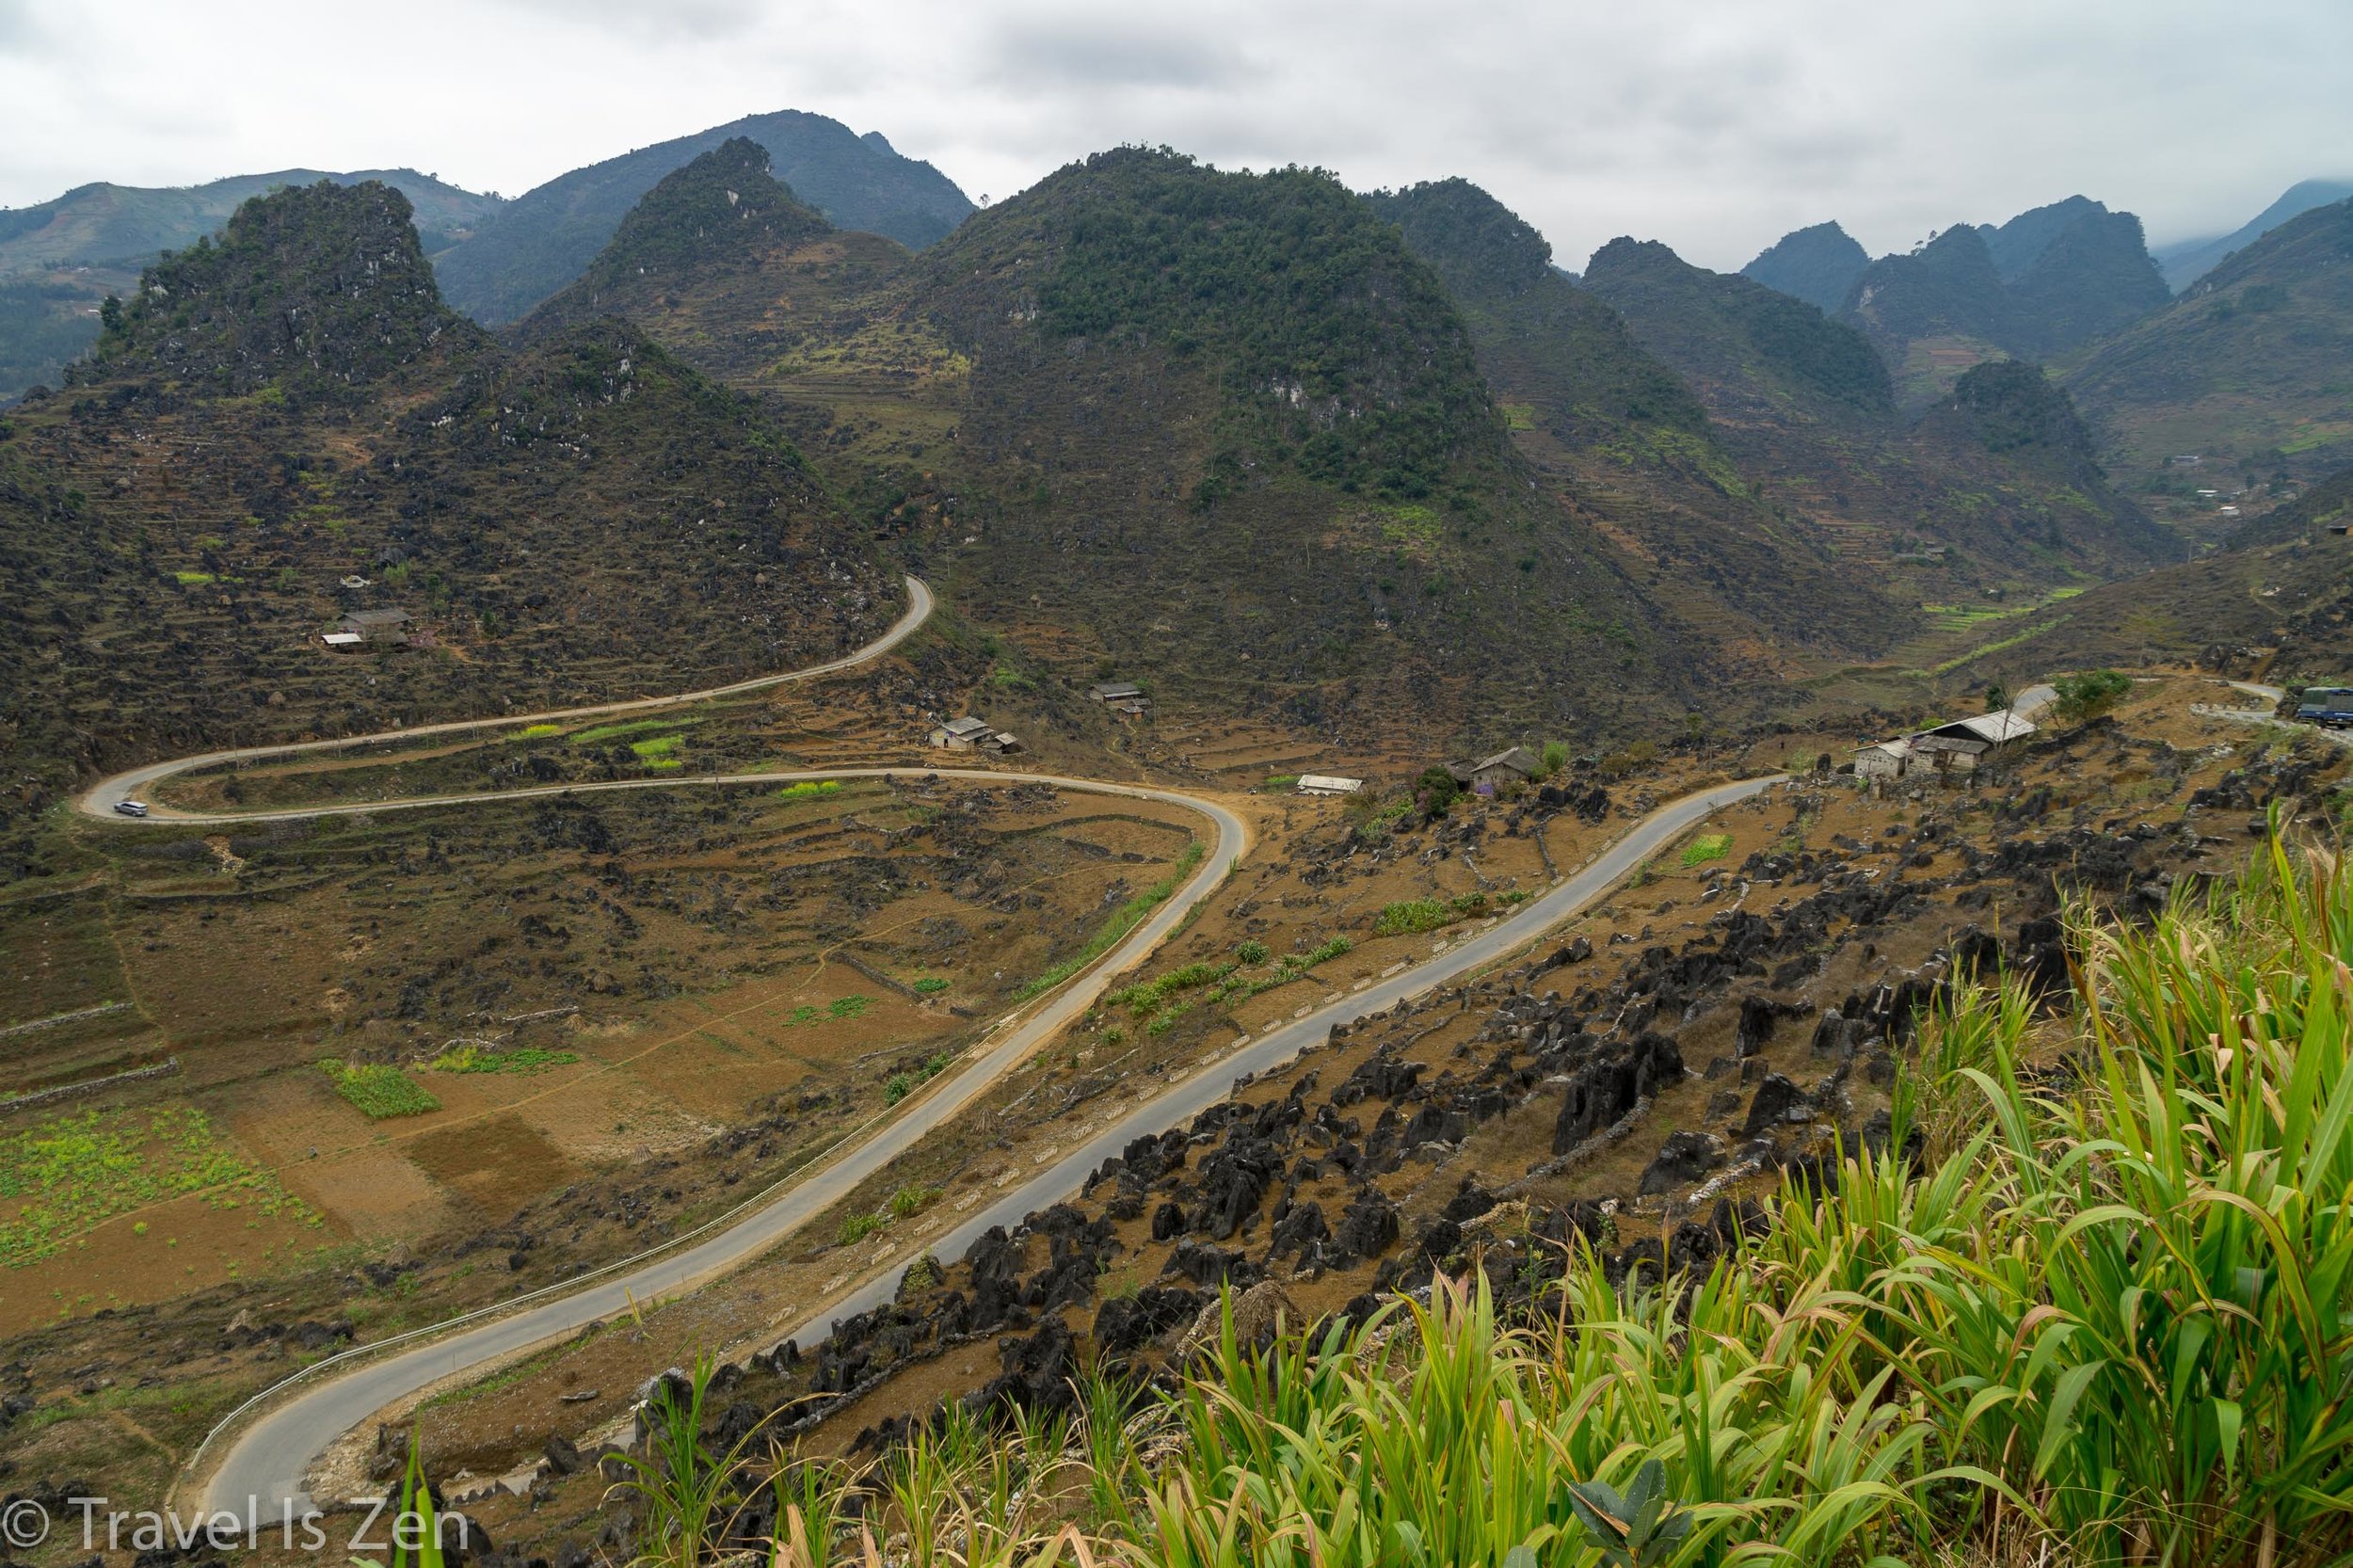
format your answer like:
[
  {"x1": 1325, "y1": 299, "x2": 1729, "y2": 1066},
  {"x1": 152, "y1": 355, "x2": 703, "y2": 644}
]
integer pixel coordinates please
[
  {"x1": 78, "y1": 577, "x2": 936, "y2": 821},
  {"x1": 76, "y1": 576, "x2": 1772, "y2": 1519}
]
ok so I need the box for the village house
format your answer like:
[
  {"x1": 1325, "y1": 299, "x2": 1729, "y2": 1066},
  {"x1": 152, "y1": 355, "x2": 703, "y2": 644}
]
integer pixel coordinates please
[
  {"x1": 1087, "y1": 680, "x2": 1151, "y2": 716},
  {"x1": 1465, "y1": 746, "x2": 1541, "y2": 793},
  {"x1": 335, "y1": 607, "x2": 413, "y2": 644},
  {"x1": 1853, "y1": 710, "x2": 2036, "y2": 784},
  {"x1": 927, "y1": 715, "x2": 1023, "y2": 756},
  {"x1": 1294, "y1": 774, "x2": 1365, "y2": 797},
  {"x1": 1852, "y1": 739, "x2": 1913, "y2": 781}
]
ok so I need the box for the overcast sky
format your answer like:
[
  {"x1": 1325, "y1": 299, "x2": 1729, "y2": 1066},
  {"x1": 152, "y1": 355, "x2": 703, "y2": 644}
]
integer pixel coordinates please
[{"x1": 4, "y1": 0, "x2": 2348, "y2": 271}]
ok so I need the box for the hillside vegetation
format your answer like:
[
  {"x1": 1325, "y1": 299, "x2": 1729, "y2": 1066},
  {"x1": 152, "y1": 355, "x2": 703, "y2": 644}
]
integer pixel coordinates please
[
  {"x1": 535, "y1": 145, "x2": 1697, "y2": 743},
  {"x1": 1369, "y1": 181, "x2": 1897, "y2": 664},
  {"x1": 1967, "y1": 463, "x2": 2353, "y2": 687},
  {"x1": 0, "y1": 180, "x2": 897, "y2": 878}
]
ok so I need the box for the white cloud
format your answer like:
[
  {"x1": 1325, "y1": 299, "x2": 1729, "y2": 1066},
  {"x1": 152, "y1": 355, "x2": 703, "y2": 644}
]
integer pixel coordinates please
[{"x1": 2, "y1": 0, "x2": 2348, "y2": 272}]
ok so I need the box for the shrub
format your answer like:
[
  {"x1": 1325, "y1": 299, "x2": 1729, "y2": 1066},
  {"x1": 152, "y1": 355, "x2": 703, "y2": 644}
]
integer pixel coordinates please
[
  {"x1": 1236, "y1": 938, "x2": 1270, "y2": 964},
  {"x1": 888, "y1": 1184, "x2": 941, "y2": 1219},
  {"x1": 836, "y1": 1212, "x2": 885, "y2": 1246},
  {"x1": 912, "y1": 977, "x2": 950, "y2": 994},
  {"x1": 1413, "y1": 765, "x2": 1462, "y2": 817},
  {"x1": 2049, "y1": 668, "x2": 2133, "y2": 726}
]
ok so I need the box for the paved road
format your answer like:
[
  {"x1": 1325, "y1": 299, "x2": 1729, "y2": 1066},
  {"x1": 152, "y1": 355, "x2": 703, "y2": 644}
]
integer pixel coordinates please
[
  {"x1": 78, "y1": 577, "x2": 933, "y2": 819},
  {"x1": 188, "y1": 771, "x2": 1768, "y2": 1516},
  {"x1": 80, "y1": 577, "x2": 1774, "y2": 1518},
  {"x1": 762, "y1": 771, "x2": 1776, "y2": 1352},
  {"x1": 194, "y1": 772, "x2": 1247, "y2": 1518},
  {"x1": 2214, "y1": 680, "x2": 2353, "y2": 749}
]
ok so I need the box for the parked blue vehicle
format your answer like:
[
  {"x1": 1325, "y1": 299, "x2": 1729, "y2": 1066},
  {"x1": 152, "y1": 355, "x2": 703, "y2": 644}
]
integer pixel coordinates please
[{"x1": 2295, "y1": 687, "x2": 2353, "y2": 728}]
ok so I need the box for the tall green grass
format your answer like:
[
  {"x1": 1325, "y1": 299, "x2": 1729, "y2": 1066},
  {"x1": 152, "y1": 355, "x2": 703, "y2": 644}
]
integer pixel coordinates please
[{"x1": 582, "y1": 835, "x2": 2353, "y2": 1565}]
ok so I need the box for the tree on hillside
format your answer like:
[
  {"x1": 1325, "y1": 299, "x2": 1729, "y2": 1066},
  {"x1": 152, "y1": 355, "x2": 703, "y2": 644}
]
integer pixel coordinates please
[
  {"x1": 1984, "y1": 682, "x2": 2009, "y2": 712},
  {"x1": 2049, "y1": 670, "x2": 2132, "y2": 726}
]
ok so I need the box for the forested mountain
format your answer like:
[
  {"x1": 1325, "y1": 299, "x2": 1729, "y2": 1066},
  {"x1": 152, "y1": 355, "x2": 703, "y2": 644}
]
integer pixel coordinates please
[
  {"x1": 431, "y1": 110, "x2": 972, "y2": 324},
  {"x1": 0, "y1": 168, "x2": 500, "y2": 401},
  {"x1": 528, "y1": 146, "x2": 1697, "y2": 737},
  {"x1": 0, "y1": 180, "x2": 897, "y2": 876},
  {"x1": 2061, "y1": 196, "x2": 2353, "y2": 491},
  {"x1": 1583, "y1": 235, "x2": 2176, "y2": 585},
  {"x1": 1738, "y1": 221, "x2": 1868, "y2": 313},
  {"x1": 1839, "y1": 198, "x2": 2169, "y2": 391},
  {"x1": 1368, "y1": 181, "x2": 1895, "y2": 665},
  {"x1": 2153, "y1": 177, "x2": 2353, "y2": 291},
  {"x1": 521, "y1": 138, "x2": 875, "y2": 361}
]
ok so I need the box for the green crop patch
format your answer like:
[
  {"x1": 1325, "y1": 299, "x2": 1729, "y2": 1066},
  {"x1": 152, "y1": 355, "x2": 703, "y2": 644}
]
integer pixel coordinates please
[
  {"x1": 1681, "y1": 833, "x2": 1733, "y2": 866},
  {"x1": 0, "y1": 1105, "x2": 312, "y2": 1268},
  {"x1": 427, "y1": 1045, "x2": 581, "y2": 1075},
  {"x1": 516, "y1": 723, "x2": 561, "y2": 739},
  {"x1": 776, "y1": 780, "x2": 843, "y2": 801},
  {"x1": 318, "y1": 1059, "x2": 440, "y2": 1118}
]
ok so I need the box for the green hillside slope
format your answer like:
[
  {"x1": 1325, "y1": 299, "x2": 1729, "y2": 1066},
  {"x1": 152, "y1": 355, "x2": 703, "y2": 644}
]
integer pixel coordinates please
[
  {"x1": 1961, "y1": 465, "x2": 2353, "y2": 689},
  {"x1": 1369, "y1": 181, "x2": 1896, "y2": 664}
]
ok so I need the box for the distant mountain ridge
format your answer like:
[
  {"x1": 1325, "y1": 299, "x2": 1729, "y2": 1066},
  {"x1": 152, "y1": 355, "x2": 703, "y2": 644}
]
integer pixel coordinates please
[
  {"x1": 0, "y1": 168, "x2": 501, "y2": 269},
  {"x1": 0, "y1": 167, "x2": 501, "y2": 401},
  {"x1": 1839, "y1": 198, "x2": 2169, "y2": 372},
  {"x1": 1584, "y1": 233, "x2": 2176, "y2": 585},
  {"x1": 431, "y1": 109, "x2": 972, "y2": 324},
  {"x1": 2061, "y1": 194, "x2": 2353, "y2": 488},
  {"x1": 1738, "y1": 198, "x2": 2169, "y2": 408},
  {"x1": 2153, "y1": 178, "x2": 2353, "y2": 291}
]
